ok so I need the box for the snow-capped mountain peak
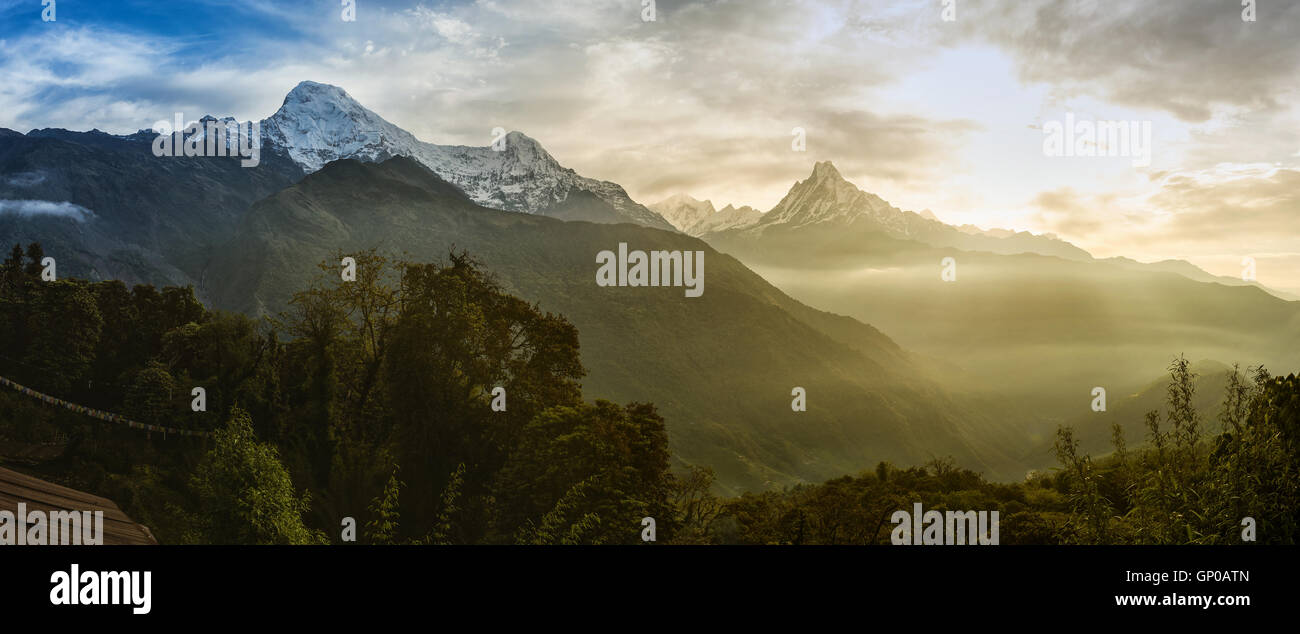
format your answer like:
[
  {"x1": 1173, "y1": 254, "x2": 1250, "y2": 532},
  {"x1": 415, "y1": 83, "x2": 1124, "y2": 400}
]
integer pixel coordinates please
[
  {"x1": 259, "y1": 81, "x2": 672, "y2": 229},
  {"x1": 262, "y1": 81, "x2": 423, "y2": 173},
  {"x1": 648, "y1": 193, "x2": 716, "y2": 232},
  {"x1": 688, "y1": 203, "x2": 761, "y2": 236},
  {"x1": 706, "y1": 161, "x2": 1097, "y2": 262},
  {"x1": 758, "y1": 161, "x2": 902, "y2": 230}
]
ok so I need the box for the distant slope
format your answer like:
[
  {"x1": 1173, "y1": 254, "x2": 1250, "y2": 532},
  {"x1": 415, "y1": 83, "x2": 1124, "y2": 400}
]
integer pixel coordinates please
[{"x1": 208, "y1": 157, "x2": 1026, "y2": 492}]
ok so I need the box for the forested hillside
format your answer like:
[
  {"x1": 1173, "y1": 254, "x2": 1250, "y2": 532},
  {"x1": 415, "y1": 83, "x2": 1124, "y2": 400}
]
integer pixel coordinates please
[{"x1": 2, "y1": 243, "x2": 1295, "y2": 544}]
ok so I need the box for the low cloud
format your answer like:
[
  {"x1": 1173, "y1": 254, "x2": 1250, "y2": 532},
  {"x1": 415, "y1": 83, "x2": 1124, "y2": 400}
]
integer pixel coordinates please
[
  {"x1": 4, "y1": 172, "x2": 45, "y2": 187},
  {"x1": 0, "y1": 199, "x2": 95, "y2": 222}
]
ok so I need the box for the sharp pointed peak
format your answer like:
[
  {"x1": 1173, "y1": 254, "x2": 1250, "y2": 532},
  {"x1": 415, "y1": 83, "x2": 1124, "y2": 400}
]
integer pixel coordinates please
[{"x1": 809, "y1": 160, "x2": 843, "y2": 180}]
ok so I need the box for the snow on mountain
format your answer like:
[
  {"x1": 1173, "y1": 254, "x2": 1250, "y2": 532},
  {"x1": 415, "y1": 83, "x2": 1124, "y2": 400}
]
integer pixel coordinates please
[
  {"x1": 685, "y1": 203, "x2": 762, "y2": 236},
  {"x1": 648, "y1": 194, "x2": 765, "y2": 236},
  {"x1": 708, "y1": 161, "x2": 1095, "y2": 261},
  {"x1": 260, "y1": 81, "x2": 672, "y2": 229},
  {"x1": 648, "y1": 194, "x2": 716, "y2": 232},
  {"x1": 749, "y1": 161, "x2": 915, "y2": 234}
]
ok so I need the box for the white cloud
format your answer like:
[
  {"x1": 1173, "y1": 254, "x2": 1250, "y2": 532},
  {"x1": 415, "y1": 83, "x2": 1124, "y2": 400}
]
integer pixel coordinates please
[{"x1": 0, "y1": 199, "x2": 95, "y2": 222}]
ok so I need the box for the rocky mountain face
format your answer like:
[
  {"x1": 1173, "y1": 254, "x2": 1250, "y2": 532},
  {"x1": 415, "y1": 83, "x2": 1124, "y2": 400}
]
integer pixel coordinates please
[{"x1": 261, "y1": 81, "x2": 673, "y2": 230}]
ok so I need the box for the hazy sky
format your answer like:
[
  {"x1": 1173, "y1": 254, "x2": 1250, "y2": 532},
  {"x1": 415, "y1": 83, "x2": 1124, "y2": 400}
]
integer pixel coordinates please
[{"x1": 2, "y1": 0, "x2": 1298, "y2": 293}]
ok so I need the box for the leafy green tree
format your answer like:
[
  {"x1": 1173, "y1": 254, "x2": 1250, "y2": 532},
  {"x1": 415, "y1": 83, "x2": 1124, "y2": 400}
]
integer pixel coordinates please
[
  {"x1": 23, "y1": 280, "x2": 103, "y2": 394},
  {"x1": 190, "y1": 408, "x2": 326, "y2": 544},
  {"x1": 494, "y1": 400, "x2": 674, "y2": 545},
  {"x1": 124, "y1": 361, "x2": 178, "y2": 425},
  {"x1": 382, "y1": 252, "x2": 584, "y2": 538},
  {"x1": 364, "y1": 466, "x2": 404, "y2": 545}
]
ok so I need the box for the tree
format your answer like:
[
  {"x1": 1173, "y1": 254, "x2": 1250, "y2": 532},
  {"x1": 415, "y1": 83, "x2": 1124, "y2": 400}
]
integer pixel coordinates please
[
  {"x1": 22, "y1": 280, "x2": 103, "y2": 394},
  {"x1": 124, "y1": 361, "x2": 178, "y2": 426},
  {"x1": 670, "y1": 465, "x2": 724, "y2": 544},
  {"x1": 23, "y1": 242, "x2": 45, "y2": 278},
  {"x1": 382, "y1": 252, "x2": 584, "y2": 538},
  {"x1": 364, "y1": 466, "x2": 404, "y2": 545},
  {"x1": 493, "y1": 400, "x2": 675, "y2": 545},
  {"x1": 190, "y1": 408, "x2": 326, "y2": 544}
]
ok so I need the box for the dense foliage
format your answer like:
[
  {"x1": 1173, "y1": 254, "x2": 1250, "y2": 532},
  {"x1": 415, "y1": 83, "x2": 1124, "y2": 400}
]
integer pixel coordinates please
[
  {"x1": 0, "y1": 244, "x2": 675, "y2": 544},
  {"x1": 1, "y1": 242, "x2": 1295, "y2": 544}
]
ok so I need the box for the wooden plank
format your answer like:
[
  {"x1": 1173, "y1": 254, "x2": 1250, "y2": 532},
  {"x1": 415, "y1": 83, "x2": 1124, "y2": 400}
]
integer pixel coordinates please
[
  {"x1": 0, "y1": 474, "x2": 135, "y2": 523},
  {"x1": 0, "y1": 467, "x2": 117, "y2": 509},
  {"x1": 0, "y1": 466, "x2": 157, "y2": 545},
  {"x1": 0, "y1": 492, "x2": 147, "y2": 539}
]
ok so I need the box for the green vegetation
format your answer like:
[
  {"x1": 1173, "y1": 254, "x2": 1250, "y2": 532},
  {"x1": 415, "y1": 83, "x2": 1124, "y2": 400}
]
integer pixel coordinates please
[
  {"x1": 1, "y1": 242, "x2": 1295, "y2": 544},
  {"x1": 688, "y1": 358, "x2": 1299, "y2": 545},
  {"x1": 1050, "y1": 357, "x2": 1298, "y2": 544},
  {"x1": 0, "y1": 243, "x2": 676, "y2": 544}
]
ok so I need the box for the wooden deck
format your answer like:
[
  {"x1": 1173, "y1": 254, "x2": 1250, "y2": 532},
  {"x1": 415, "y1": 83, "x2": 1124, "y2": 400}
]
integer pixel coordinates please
[{"x1": 0, "y1": 466, "x2": 157, "y2": 545}]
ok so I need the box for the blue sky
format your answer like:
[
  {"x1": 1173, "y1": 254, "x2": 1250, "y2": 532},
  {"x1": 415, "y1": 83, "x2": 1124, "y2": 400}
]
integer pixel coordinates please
[
  {"x1": 2, "y1": 0, "x2": 319, "y2": 39},
  {"x1": 2, "y1": 0, "x2": 1298, "y2": 292}
]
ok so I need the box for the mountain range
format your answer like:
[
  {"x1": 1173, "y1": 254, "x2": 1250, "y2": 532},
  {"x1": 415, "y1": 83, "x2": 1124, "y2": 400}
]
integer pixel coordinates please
[
  {"x1": 3, "y1": 80, "x2": 1295, "y2": 491},
  {"x1": 0, "y1": 81, "x2": 676, "y2": 293},
  {"x1": 261, "y1": 82, "x2": 673, "y2": 230},
  {"x1": 648, "y1": 194, "x2": 762, "y2": 237}
]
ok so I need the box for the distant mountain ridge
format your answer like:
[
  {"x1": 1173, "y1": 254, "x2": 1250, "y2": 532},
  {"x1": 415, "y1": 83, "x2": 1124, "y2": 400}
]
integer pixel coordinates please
[
  {"x1": 689, "y1": 203, "x2": 762, "y2": 236},
  {"x1": 685, "y1": 160, "x2": 1290, "y2": 299},
  {"x1": 708, "y1": 161, "x2": 1096, "y2": 261},
  {"x1": 648, "y1": 194, "x2": 716, "y2": 231},
  {"x1": 648, "y1": 194, "x2": 763, "y2": 236}
]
